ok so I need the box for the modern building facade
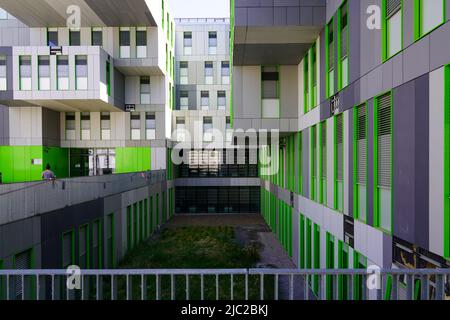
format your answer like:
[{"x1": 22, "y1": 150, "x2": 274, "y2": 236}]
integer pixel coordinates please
[{"x1": 232, "y1": 0, "x2": 450, "y2": 299}]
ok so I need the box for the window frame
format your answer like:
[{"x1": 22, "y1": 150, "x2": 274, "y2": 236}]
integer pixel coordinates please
[
  {"x1": 373, "y1": 90, "x2": 394, "y2": 234},
  {"x1": 61, "y1": 229, "x2": 75, "y2": 268},
  {"x1": 334, "y1": 113, "x2": 344, "y2": 212},
  {"x1": 414, "y1": 0, "x2": 446, "y2": 40},
  {"x1": 353, "y1": 102, "x2": 368, "y2": 223},
  {"x1": 382, "y1": 0, "x2": 404, "y2": 62},
  {"x1": 78, "y1": 224, "x2": 90, "y2": 269},
  {"x1": 326, "y1": 18, "x2": 335, "y2": 98},
  {"x1": 338, "y1": 0, "x2": 350, "y2": 90}
]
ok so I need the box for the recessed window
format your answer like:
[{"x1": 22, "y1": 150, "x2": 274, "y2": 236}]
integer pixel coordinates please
[
  {"x1": 384, "y1": 0, "x2": 402, "y2": 59},
  {"x1": 261, "y1": 66, "x2": 280, "y2": 118},
  {"x1": 38, "y1": 56, "x2": 50, "y2": 90},
  {"x1": 217, "y1": 91, "x2": 226, "y2": 110},
  {"x1": 69, "y1": 30, "x2": 80, "y2": 46},
  {"x1": 65, "y1": 112, "x2": 76, "y2": 140},
  {"x1": 179, "y1": 61, "x2": 188, "y2": 84},
  {"x1": 136, "y1": 27, "x2": 147, "y2": 58},
  {"x1": 119, "y1": 27, "x2": 131, "y2": 58},
  {"x1": 419, "y1": 0, "x2": 444, "y2": 36},
  {"x1": 221, "y1": 61, "x2": 230, "y2": 84},
  {"x1": 80, "y1": 112, "x2": 91, "y2": 140},
  {"x1": 145, "y1": 112, "x2": 156, "y2": 140},
  {"x1": 75, "y1": 55, "x2": 88, "y2": 90},
  {"x1": 92, "y1": 27, "x2": 103, "y2": 46},
  {"x1": 339, "y1": 1, "x2": 349, "y2": 88},
  {"x1": 101, "y1": 112, "x2": 111, "y2": 140},
  {"x1": 184, "y1": 32, "x2": 192, "y2": 55},
  {"x1": 208, "y1": 31, "x2": 217, "y2": 54},
  {"x1": 131, "y1": 112, "x2": 141, "y2": 140},
  {"x1": 205, "y1": 61, "x2": 213, "y2": 84},
  {"x1": 47, "y1": 28, "x2": 58, "y2": 46},
  {"x1": 19, "y1": 56, "x2": 32, "y2": 91},
  {"x1": 0, "y1": 56, "x2": 7, "y2": 91},
  {"x1": 327, "y1": 20, "x2": 335, "y2": 96},
  {"x1": 201, "y1": 91, "x2": 209, "y2": 110},
  {"x1": 176, "y1": 117, "x2": 185, "y2": 141},
  {"x1": 57, "y1": 55, "x2": 69, "y2": 90},
  {"x1": 203, "y1": 117, "x2": 213, "y2": 142},
  {"x1": 180, "y1": 91, "x2": 189, "y2": 110},
  {"x1": 355, "y1": 103, "x2": 367, "y2": 222},
  {"x1": 140, "y1": 76, "x2": 150, "y2": 104},
  {"x1": 335, "y1": 114, "x2": 344, "y2": 212}
]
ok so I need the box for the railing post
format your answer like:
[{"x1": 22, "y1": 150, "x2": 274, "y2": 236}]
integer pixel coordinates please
[
  {"x1": 274, "y1": 274, "x2": 279, "y2": 301},
  {"x1": 289, "y1": 274, "x2": 294, "y2": 301},
  {"x1": 435, "y1": 274, "x2": 445, "y2": 300},
  {"x1": 200, "y1": 275, "x2": 204, "y2": 301},
  {"x1": 406, "y1": 275, "x2": 414, "y2": 301},
  {"x1": 185, "y1": 275, "x2": 190, "y2": 300},
  {"x1": 111, "y1": 275, "x2": 117, "y2": 300},
  {"x1": 171, "y1": 274, "x2": 175, "y2": 300},
  {"x1": 156, "y1": 275, "x2": 161, "y2": 300},
  {"x1": 141, "y1": 275, "x2": 147, "y2": 301},
  {"x1": 260, "y1": 274, "x2": 264, "y2": 300},
  {"x1": 421, "y1": 274, "x2": 429, "y2": 300},
  {"x1": 96, "y1": 275, "x2": 103, "y2": 301},
  {"x1": 392, "y1": 274, "x2": 399, "y2": 300},
  {"x1": 230, "y1": 274, "x2": 234, "y2": 301},
  {"x1": 245, "y1": 273, "x2": 248, "y2": 301}
]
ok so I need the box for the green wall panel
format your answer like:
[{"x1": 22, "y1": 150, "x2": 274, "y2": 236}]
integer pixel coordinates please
[{"x1": 116, "y1": 147, "x2": 152, "y2": 174}]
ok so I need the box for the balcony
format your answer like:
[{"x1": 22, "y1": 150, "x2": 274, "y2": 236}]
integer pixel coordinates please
[
  {"x1": 233, "y1": 0, "x2": 326, "y2": 65},
  {"x1": 0, "y1": 46, "x2": 125, "y2": 112}
]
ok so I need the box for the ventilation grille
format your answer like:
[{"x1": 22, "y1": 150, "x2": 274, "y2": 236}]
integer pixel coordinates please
[
  {"x1": 336, "y1": 115, "x2": 343, "y2": 181},
  {"x1": 356, "y1": 104, "x2": 366, "y2": 185},
  {"x1": 322, "y1": 123, "x2": 327, "y2": 178},
  {"x1": 377, "y1": 93, "x2": 391, "y2": 188},
  {"x1": 386, "y1": 0, "x2": 401, "y2": 18}
]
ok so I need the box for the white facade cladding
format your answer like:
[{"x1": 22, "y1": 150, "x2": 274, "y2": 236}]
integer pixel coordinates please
[{"x1": 173, "y1": 18, "x2": 231, "y2": 145}]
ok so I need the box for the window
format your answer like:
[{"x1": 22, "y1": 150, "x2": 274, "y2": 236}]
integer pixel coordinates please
[
  {"x1": 226, "y1": 117, "x2": 232, "y2": 142},
  {"x1": 339, "y1": 1, "x2": 349, "y2": 88},
  {"x1": 127, "y1": 206, "x2": 132, "y2": 251},
  {"x1": 167, "y1": 13, "x2": 170, "y2": 39},
  {"x1": 375, "y1": 93, "x2": 392, "y2": 232},
  {"x1": 69, "y1": 30, "x2": 80, "y2": 46},
  {"x1": 203, "y1": 117, "x2": 213, "y2": 142},
  {"x1": 311, "y1": 125, "x2": 317, "y2": 201},
  {"x1": 262, "y1": 66, "x2": 280, "y2": 118},
  {"x1": 180, "y1": 91, "x2": 189, "y2": 110},
  {"x1": 38, "y1": 56, "x2": 50, "y2": 90},
  {"x1": 217, "y1": 91, "x2": 226, "y2": 110},
  {"x1": 92, "y1": 27, "x2": 103, "y2": 46},
  {"x1": 119, "y1": 27, "x2": 131, "y2": 58},
  {"x1": 80, "y1": 112, "x2": 91, "y2": 140},
  {"x1": 205, "y1": 62, "x2": 213, "y2": 84},
  {"x1": 57, "y1": 55, "x2": 69, "y2": 90},
  {"x1": 140, "y1": 76, "x2": 150, "y2": 104},
  {"x1": 221, "y1": 61, "x2": 230, "y2": 84},
  {"x1": 311, "y1": 45, "x2": 318, "y2": 107},
  {"x1": 62, "y1": 230, "x2": 74, "y2": 268},
  {"x1": 146, "y1": 112, "x2": 156, "y2": 140},
  {"x1": 320, "y1": 121, "x2": 327, "y2": 204},
  {"x1": 180, "y1": 61, "x2": 188, "y2": 84},
  {"x1": 79, "y1": 225, "x2": 89, "y2": 268},
  {"x1": 136, "y1": 27, "x2": 147, "y2": 58},
  {"x1": 162, "y1": 0, "x2": 165, "y2": 28},
  {"x1": 0, "y1": 55, "x2": 7, "y2": 91},
  {"x1": 201, "y1": 91, "x2": 209, "y2": 110},
  {"x1": 106, "y1": 214, "x2": 115, "y2": 268},
  {"x1": 326, "y1": 233, "x2": 336, "y2": 300},
  {"x1": 383, "y1": 0, "x2": 402, "y2": 60},
  {"x1": 101, "y1": 112, "x2": 111, "y2": 140},
  {"x1": 327, "y1": 19, "x2": 335, "y2": 97},
  {"x1": 75, "y1": 55, "x2": 88, "y2": 90},
  {"x1": 183, "y1": 32, "x2": 192, "y2": 55},
  {"x1": 47, "y1": 28, "x2": 58, "y2": 46},
  {"x1": 106, "y1": 61, "x2": 111, "y2": 96},
  {"x1": 335, "y1": 114, "x2": 344, "y2": 212},
  {"x1": 298, "y1": 132, "x2": 303, "y2": 195},
  {"x1": 176, "y1": 117, "x2": 185, "y2": 141},
  {"x1": 355, "y1": 103, "x2": 367, "y2": 221},
  {"x1": 19, "y1": 56, "x2": 32, "y2": 91},
  {"x1": 91, "y1": 220, "x2": 102, "y2": 268},
  {"x1": 65, "y1": 112, "x2": 76, "y2": 140},
  {"x1": 131, "y1": 112, "x2": 141, "y2": 140},
  {"x1": 417, "y1": 0, "x2": 445, "y2": 37},
  {"x1": 304, "y1": 52, "x2": 310, "y2": 113},
  {"x1": 208, "y1": 31, "x2": 217, "y2": 54}
]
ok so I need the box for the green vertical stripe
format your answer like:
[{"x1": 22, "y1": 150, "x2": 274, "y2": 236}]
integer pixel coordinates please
[{"x1": 445, "y1": 65, "x2": 450, "y2": 259}]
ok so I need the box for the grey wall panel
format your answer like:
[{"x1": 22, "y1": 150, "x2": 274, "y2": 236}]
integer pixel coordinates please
[
  {"x1": 366, "y1": 98, "x2": 374, "y2": 226},
  {"x1": 113, "y1": 68, "x2": 125, "y2": 110},
  {"x1": 359, "y1": 0, "x2": 382, "y2": 77},
  {"x1": 414, "y1": 74, "x2": 429, "y2": 249},
  {"x1": 430, "y1": 21, "x2": 450, "y2": 71},
  {"x1": 42, "y1": 108, "x2": 60, "y2": 147},
  {"x1": 393, "y1": 80, "x2": 416, "y2": 244},
  {"x1": 403, "y1": 0, "x2": 415, "y2": 48},
  {"x1": 0, "y1": 105, "x2": 9, "y2": 145}
]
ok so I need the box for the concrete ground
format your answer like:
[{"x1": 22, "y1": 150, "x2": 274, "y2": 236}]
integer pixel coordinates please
[{"x1": 164, "y1": 214, "x2": 306, "y2": 300}]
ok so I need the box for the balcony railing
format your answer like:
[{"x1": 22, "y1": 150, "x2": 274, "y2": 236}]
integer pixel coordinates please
[{"x1": 0, "y1": 268, "x2": 448, "y2": 301}]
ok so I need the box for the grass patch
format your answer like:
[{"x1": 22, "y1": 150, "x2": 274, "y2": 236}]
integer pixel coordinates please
[{"x1": 106, "y1": 226, "x2": 274, "y2": 300}]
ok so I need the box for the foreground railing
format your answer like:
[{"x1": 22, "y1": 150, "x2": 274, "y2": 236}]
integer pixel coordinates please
[{"x1": 0, "y1": 269, "x2": 449, "y2": 301}]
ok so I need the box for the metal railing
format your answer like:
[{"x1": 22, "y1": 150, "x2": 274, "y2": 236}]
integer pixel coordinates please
[{"x1": 0, "y1": 269, "x2": 449, "y2": 301}]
